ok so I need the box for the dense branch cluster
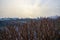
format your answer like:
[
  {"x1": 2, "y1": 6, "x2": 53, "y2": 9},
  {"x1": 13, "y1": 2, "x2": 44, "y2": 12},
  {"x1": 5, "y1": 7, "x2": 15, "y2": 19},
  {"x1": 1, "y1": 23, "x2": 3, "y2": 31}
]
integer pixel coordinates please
[{"x1": 0, "y1": 17, "x2": 60, "y2": 40}]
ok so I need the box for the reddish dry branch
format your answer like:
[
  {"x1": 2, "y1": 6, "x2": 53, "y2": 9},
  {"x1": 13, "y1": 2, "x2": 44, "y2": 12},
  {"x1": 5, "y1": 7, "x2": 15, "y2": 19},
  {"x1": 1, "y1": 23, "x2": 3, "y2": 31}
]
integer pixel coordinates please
[{"x1": 0, "y1": 17, "x2": 60, "y2": 40}]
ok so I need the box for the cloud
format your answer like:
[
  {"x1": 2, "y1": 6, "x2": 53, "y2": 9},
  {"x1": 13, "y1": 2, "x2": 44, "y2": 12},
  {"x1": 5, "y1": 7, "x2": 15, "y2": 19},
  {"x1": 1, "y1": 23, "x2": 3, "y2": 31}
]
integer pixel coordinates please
[{"x1": 0, "y1": 0, "x2": 60, "y2": 18}]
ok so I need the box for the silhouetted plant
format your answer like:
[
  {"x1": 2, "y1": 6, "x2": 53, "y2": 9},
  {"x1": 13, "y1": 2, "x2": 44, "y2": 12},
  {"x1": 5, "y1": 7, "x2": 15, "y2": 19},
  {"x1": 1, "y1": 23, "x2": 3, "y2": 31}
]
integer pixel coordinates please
[{"x1": 0, "y1": 17, "x2": 60, "y2": 40}]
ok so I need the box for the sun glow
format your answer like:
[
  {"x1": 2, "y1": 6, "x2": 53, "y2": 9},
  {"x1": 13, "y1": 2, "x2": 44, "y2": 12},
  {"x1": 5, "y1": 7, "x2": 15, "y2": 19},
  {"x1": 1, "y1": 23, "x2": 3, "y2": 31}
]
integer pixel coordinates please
[
  {"x1": 16, "y1": 0, "x2": 42, "y2": 15},
  {"x1": 0, "y1": 0, "x2": 60, "y2": 18}
]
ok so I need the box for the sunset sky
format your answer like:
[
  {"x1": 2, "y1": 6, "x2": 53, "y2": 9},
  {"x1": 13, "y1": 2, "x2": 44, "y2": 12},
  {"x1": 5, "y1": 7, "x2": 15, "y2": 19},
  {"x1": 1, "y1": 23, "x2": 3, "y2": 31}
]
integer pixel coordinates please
[{"x1": 0, "y1": 0, "x2": 60, "y2": 18}]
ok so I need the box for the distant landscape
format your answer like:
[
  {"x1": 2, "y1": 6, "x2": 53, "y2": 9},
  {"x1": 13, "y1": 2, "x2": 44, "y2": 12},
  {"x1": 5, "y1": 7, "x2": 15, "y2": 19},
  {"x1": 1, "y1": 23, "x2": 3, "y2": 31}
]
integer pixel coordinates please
[
  {"x1": 0, "y1": 16, "x2": 60, "y2": 40},
  {"x1": 0, "y1": 0, "x2": 60, "y2": 40}
]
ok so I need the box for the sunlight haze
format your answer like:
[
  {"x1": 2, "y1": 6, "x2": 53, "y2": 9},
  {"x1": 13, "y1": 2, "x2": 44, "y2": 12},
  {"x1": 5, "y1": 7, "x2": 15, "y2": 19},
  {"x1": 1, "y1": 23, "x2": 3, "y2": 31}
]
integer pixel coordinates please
[{"x1": 0, "y1": 0, "x2": 60, "y2": 18}]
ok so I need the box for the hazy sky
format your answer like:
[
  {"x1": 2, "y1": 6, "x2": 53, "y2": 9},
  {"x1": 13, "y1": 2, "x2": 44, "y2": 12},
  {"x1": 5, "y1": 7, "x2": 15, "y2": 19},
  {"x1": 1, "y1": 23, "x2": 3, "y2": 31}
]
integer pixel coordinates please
[{"x1": 0, "y1": 0, "x2": 60, "y2": 18}]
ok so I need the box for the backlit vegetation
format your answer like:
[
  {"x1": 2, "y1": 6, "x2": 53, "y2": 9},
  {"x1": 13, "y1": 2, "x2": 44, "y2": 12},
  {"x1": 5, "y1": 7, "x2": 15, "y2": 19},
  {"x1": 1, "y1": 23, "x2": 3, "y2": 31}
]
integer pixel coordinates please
[{"x1": 0, "y1": 17, "x2": 60, "y2": 40}]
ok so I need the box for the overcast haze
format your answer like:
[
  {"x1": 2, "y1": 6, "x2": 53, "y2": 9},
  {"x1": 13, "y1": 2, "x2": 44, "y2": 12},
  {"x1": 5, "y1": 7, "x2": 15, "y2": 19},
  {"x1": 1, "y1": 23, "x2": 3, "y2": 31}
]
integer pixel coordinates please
[{"x1": 0, "y1": 0, "x2": 60, "y2": 18}]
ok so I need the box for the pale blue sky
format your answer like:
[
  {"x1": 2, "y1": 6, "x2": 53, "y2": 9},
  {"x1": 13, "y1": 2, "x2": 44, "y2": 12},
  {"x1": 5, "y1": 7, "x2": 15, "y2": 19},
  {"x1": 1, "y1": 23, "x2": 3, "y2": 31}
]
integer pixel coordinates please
[{"x1": 0, "y1": 0, "x2": 60, "y2": 18}]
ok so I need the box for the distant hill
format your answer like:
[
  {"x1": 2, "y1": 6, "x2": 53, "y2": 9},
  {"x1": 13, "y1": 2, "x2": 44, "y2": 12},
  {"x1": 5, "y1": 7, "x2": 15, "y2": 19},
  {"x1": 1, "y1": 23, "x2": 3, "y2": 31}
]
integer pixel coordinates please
[{"x1": 0, "y1": 16, "x2": 60, "y2": 27}]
